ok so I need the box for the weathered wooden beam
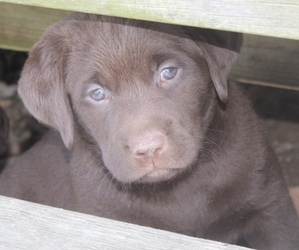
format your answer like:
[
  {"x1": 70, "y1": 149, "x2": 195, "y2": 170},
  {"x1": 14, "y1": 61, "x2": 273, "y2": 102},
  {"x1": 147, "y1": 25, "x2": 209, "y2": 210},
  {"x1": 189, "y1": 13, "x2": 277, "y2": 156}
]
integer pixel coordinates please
[
  {"x1": 0, "y1": 3, "x2": 69, "y2": 51},
  {"x1": 0, "y1": 195, "x2": 250, "y2": 249},
  {"x1": 1, "y1": 0, "x2": 299, "y2": 40},
  {"x1": 232, "y1": 35, "x2": 299, "y2": 90}
]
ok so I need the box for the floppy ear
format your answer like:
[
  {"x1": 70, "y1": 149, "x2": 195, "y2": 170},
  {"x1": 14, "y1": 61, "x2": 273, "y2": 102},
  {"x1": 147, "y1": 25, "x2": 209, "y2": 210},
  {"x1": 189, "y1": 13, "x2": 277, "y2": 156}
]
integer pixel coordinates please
[
  {"x1": 185, "y1": 28, "x2": 242, "y2": 103},
  {"x1": 18, "y1": 23, "x2": 74, "y2": 149}
]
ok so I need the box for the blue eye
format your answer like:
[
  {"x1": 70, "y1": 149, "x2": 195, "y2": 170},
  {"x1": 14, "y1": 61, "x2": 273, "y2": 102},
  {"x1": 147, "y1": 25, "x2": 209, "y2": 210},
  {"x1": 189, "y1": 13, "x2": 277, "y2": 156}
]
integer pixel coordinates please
[
  {"x1": 160, "y1": 67, "x2": 178, "y2": 81},
  {"x1": 90, "y1": 87, "x2": 106, "y2": 101}
]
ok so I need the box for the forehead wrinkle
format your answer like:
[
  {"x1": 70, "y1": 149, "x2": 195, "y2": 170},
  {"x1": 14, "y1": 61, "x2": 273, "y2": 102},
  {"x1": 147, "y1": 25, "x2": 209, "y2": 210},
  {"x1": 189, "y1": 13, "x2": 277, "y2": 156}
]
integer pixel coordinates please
[
  {"x1": 88, "y1": 42, "x2": 153, "y2": 93},
  {"x1": 72, "y1": 19, "x2": 195, "y2": 93}
]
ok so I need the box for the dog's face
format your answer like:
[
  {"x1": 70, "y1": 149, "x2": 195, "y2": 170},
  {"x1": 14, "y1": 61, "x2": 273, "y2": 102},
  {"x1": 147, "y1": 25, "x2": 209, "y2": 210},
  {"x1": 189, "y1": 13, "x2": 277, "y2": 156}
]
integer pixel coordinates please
[
  {"x1": 67, "y1": 23, "x2": 214, "y2": 183},
  {"x1": 18, "y1": 14, "x2": 241, "y2": 184}
]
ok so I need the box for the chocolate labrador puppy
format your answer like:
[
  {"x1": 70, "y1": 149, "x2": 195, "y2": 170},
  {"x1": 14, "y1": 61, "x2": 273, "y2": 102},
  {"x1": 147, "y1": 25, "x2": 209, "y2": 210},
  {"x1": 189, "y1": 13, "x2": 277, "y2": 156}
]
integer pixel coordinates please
[{"x1": 0, "y1": 14, "x2": 298, "y2": 249}]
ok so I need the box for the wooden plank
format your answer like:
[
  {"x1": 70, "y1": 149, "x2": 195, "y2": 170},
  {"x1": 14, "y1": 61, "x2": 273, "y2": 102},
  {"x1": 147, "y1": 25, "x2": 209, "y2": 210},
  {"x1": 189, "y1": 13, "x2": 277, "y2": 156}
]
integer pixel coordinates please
[
  {"x1": 232, "y1": 34, "x2": 299, "y2": 90},
  {"x1": 0, "y1": 0, "x2": 299, "y2": 40},
  {"x1": 0, "y1": 195, "x2": 250, "y2": 250},
  {"x1": 0, "y1": 3, "x2": 69, "y2": 51}
]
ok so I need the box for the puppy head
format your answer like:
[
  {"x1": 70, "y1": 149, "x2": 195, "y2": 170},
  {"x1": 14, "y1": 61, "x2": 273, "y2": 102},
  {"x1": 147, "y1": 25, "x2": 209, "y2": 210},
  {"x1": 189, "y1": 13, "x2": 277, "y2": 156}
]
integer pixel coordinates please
[{"x1": 18, "y1": 14, "x2": 242, "y2": 183}]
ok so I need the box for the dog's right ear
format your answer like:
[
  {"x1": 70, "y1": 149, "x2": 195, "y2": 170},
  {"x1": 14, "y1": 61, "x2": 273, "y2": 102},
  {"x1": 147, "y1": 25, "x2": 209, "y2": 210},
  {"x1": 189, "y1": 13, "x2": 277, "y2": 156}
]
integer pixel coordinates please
[{"x1": 18, "y1": 23, "x2": 74, "y2": 149}]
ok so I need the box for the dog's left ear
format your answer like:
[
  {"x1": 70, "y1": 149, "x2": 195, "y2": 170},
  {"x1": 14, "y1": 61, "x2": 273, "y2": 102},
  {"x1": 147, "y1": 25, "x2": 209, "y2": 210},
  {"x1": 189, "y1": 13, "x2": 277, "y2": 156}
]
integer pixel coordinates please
[
  {"x1": 185, "y1": 28, "x2": 242, "y2": 103},
  {"x1": 18, "y1": 22, "x2": 74, "y2": 149}
]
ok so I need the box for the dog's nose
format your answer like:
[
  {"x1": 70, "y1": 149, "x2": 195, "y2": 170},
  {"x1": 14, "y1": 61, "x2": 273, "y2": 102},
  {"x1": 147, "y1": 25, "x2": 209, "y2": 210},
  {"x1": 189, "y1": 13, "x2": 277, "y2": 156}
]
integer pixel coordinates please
[{"x1": 130, "y1": 132, "x2": 165, "y2": 161}]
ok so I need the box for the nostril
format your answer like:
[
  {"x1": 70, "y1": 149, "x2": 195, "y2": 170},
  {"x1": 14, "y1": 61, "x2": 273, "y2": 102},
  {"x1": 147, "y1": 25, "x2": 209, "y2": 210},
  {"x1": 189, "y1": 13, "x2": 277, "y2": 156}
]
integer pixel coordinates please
[
  {"x1": 130, "y1": 133, "x2": 165, "y2": 160},
  {"x1": 135, "y1": 145, "x2": 163, "y2": 158}
]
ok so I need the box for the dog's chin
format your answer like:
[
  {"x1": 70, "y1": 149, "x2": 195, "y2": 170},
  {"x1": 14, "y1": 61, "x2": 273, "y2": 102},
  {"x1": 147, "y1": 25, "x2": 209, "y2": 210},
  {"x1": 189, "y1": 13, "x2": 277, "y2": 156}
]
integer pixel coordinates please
[{"x1": 138, "y1": 169, "x2": 180, "y2": 183}]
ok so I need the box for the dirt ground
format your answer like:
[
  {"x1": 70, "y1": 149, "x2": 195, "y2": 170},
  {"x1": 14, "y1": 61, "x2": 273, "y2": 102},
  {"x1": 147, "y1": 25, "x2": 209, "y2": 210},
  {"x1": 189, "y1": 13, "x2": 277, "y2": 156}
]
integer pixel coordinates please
[{"x1": 0, "y1": 49, "x2": 299, "y2": 188}]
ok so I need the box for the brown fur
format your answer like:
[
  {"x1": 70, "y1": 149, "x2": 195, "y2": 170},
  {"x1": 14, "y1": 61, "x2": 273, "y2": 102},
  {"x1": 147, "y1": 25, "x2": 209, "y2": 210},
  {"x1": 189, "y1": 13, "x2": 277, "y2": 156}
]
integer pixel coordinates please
[
  {"x1": 0, "y1": 106, "x2": 9, "y2": 157},
  {"x1": 0, "y1": 14, "x2": 298, "y2": 249}
]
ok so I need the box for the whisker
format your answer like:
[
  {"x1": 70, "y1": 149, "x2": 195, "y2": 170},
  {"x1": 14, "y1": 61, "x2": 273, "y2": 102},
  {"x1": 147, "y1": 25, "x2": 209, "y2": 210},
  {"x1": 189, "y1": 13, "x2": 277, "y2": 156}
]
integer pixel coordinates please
[
  {"x1": 96, "y1": 167, "x2": 109, "y2": 197},
  {"x1": 204, "y1": 137, "x2": 224, "y2": 153},
  {"x1": 200, "y1": 147, "x2": 221, "y2": 161},
  {"x1": 206, "y1": 128, "x2": 229, "y2": 138}
]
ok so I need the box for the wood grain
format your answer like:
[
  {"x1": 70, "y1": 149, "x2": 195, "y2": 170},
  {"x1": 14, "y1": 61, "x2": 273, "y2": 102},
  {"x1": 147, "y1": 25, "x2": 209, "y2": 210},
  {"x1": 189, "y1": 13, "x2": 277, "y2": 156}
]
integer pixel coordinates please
[
  {"x1": 0, "y1": 195, "x2": 250, "y2": 249},
  {"x1": 232, "y1": 35, "x2": 299, "y2": 90},
  {"x1": 0, "y1": 3, "x2": 69, "y2": 51},
  {"x1": 0, "y1": 0, "x2": 299, "y2": 40}
]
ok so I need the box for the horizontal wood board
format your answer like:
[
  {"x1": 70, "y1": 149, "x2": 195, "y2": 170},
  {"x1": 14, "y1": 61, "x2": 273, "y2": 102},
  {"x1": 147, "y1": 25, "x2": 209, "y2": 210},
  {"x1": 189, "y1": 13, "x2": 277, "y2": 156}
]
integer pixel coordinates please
[
  {"x1": 0, "y1": 0, "x2": 299, "y2": 40},
  {"x1": 0, "y1": 3, "x2": 69, "y2": 51},
  {"x1": 232, "y1": 35, "x2": 299, "y2": 90},
  {"x1": 0, "y1": 195, "x2": 250, "y2": 249}
]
